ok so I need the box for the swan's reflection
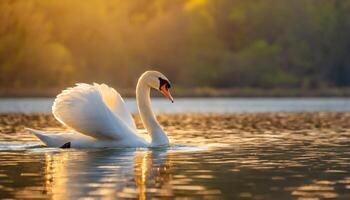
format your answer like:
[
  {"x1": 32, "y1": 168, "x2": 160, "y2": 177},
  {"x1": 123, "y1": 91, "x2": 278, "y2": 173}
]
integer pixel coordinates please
[{"x1": 44, "y1": 149, "x2": 172, "y2": 199}]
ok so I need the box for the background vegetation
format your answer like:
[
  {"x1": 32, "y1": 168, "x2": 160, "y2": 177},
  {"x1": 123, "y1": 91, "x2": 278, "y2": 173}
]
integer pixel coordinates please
[{"x1": 1, "y1": 0, "x2": 350, "y2": 95}]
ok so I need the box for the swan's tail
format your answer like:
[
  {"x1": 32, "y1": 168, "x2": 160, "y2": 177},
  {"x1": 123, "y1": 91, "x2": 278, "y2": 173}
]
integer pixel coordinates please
[
  {"x1": 25, "y1": 128, "x2": 57, "y2": 147},
  {"x1": 25, "y1": 128, "x2": 92, "y2": 148}
]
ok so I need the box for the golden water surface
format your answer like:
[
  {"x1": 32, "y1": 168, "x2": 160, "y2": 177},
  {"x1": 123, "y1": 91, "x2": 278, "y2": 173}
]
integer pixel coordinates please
[{"x1": 0, "y1": 113, "x2": 350, "y2": 199}]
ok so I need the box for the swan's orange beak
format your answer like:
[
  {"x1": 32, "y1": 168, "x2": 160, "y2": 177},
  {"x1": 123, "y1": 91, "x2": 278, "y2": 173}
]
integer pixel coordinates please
[{"x1": 160, "y1": 84, "x2": 174, "y2": 103}]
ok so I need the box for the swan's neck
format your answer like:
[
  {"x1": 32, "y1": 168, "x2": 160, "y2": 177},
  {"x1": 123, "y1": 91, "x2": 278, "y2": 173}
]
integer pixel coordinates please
[{"x1": 136, "y1": 79, "x2": 169, "y2": 146}]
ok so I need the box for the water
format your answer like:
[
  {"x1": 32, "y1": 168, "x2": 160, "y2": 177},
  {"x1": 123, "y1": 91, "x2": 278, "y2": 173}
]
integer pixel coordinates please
[
  {"x1": 0, "y1": 97, "x2": 350, "y2": 113},
  {"x1": 0, "y1": 98, "x2": 350, "y2": 199}
]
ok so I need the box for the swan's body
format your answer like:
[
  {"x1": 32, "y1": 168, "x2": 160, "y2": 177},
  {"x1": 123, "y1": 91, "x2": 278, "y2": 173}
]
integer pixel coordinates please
[{"x1": 27, "y1": 71, "x2": 173, "y2": 148}]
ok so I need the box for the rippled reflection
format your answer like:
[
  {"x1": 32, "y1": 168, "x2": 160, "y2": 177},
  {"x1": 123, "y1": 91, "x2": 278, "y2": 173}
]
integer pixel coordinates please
[
  {"x1": 1, "y1": 113, "x2": 350, "y2": 199},
  {"x1": 38, "y1": 149, "x2": 174, "y2": 199}
]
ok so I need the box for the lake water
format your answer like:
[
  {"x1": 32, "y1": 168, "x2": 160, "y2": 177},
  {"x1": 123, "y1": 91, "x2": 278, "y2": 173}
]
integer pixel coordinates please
[
  {"x1": 0, "y1": 98, "x2": 350, "y2": 199},
  {"x1": 0, "y1": 97, "x2": 350, "y2": 113}
]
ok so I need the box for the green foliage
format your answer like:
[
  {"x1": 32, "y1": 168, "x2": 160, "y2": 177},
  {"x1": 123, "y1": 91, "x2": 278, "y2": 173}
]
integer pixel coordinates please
[{"x1": 0, "y1": 0, "x2": 349, "y2": 89}]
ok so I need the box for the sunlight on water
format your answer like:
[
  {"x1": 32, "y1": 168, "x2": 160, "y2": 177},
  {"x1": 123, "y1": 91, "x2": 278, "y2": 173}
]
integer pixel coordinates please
[{"x1": 0, "y1": 113, "x2": 350, "y2": 199}]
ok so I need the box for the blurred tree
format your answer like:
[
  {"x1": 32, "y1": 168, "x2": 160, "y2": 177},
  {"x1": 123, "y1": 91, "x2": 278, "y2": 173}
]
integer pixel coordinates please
[{"x1": 0, "y1": 0, "x2": 349, "y2": 91}]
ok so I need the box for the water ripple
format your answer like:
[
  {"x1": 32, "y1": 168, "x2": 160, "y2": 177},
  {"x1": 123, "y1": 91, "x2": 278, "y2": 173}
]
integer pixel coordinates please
[{"x1": 0, "y1": 113, "x2": 350, "y2": 199}]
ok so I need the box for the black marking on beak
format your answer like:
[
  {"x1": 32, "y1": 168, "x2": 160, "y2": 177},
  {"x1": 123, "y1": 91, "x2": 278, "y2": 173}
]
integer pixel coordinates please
[
  {"x1": 158, "y1": 77, "x2": 171, "y2": 90},
  {"x1": 60, "y1": 142, "x2": 71, "y2": 148}
]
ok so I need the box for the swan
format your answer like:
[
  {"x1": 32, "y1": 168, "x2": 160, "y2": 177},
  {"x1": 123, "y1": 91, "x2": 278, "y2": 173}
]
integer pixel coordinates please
[{"x1": 26, "y1": 71, "x2": 174, "y2": 148}]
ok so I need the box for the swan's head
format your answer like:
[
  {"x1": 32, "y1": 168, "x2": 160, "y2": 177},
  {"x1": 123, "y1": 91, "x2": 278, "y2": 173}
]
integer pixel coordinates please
[{"x1": 141, "y1": 70, "x2": 174, "y2": 103}]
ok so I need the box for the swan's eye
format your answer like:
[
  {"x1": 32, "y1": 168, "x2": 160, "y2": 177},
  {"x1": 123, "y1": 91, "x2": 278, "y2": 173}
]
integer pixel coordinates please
[{"x1": 158, "y1": 77, "x2": 171, "y2": 90}]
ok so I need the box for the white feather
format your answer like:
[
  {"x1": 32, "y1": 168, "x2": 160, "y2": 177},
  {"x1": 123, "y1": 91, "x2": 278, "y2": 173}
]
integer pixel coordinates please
[
  {"x1": 52, "y1": 83, "x2": 137, "y2": 140},
  {"x1": 93, "y1": 83, "x2": 137, "y2": 131}
]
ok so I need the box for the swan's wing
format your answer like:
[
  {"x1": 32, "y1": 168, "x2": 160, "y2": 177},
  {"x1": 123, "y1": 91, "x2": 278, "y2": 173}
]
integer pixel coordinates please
[
  {"x1": 52, "y1": 83, "x2": 135, "y2": 140},
  {"x1": 93, "y1": 83, "x2": 137, "y2": 131}
]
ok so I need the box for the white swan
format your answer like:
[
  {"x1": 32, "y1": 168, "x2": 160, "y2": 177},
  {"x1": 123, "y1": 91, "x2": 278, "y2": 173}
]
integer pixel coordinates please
[{"x1": 26, "y1": 71, "x2": 174, "y2": 148}]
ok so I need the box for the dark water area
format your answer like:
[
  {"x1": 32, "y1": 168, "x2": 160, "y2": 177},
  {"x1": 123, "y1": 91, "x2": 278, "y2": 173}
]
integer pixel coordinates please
[{"x1": 0, "y1": 113, "x2": 350, "y2": 199}]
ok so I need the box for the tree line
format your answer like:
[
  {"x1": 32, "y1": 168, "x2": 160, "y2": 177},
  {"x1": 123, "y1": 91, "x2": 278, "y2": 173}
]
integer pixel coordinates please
[{"x1": 0, "y1": 0, "x2": 349, "y2": 90}]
